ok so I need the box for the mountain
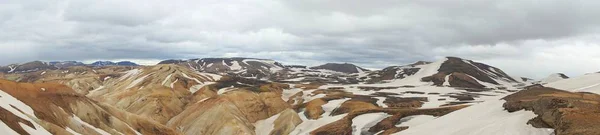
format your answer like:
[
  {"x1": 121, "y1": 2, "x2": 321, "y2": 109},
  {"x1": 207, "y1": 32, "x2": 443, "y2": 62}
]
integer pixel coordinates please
[
  {"x1": 309, "y1": 63, "x2": 370, "y2": 74},
  {"x1": 89, "y1": 61, "x2": 139, "y2": 66},
  {"x1": 0, "y1": 61, "x2": 56, "y2": 73},
  {"x1": 539, "y1": 73, "x2": 569, "y2": 84},
  {"x1": 0, "y1": 79, "x2": 178, "y2": 135},
  {"x1": 158, "y1": 57, "x2": 285, "y2": 79},
  {"x1": 48, "y1": 61, "x2": 85, "y2": 68},
  {"x1": 361, "y1": 57, "x2": 521, "y2": 89}
]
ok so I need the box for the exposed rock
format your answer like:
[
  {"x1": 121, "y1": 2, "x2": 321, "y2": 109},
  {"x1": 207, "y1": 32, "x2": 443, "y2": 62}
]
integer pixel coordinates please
[
  {"x1": 270, "y1": 109, "x2": 303, "y2": 135},
  {"x1": 448, "y1": 72, "x2": 485, "y2": 88},
  {"x1": 303, "y1": 99, "x2": 327, "y2": 119},
  {"x1": 503, "y1": 87, "x2": 600, "y2": 135}
]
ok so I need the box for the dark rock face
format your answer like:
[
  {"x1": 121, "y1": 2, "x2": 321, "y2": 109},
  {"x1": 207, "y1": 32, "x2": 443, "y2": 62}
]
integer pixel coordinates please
[
  {"x1": 421, "y1": 57, "x2": 518, "y2": 89},
  {"x1": 116, "y1": 61, "x2": 139, "y2": 66},
  {"x1": 503, "y1": 87, "x2": 600, "y2": 135},
  {"x1": 310, "y1": 63, "x2": 369, "y2": 73},
  {"x1": 556, "y1": 73, "x2": 569, "y2": 79},
  {"x1": 448, "y1": 73, "x2": 486, "y2": 89}
]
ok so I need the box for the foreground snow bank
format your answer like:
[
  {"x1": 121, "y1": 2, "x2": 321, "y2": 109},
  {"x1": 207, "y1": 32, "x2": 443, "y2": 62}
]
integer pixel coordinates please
[{"x1": 396, "y1": 99, "x2": 553, "y2": 135}]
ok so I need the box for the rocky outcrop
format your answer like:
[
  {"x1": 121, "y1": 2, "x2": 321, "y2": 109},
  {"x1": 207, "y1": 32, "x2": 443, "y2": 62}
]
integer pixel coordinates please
[
  {"x1": 503, "y1": 87, "x2": 600, "y2": 135},
  {"x1": 448, "y1": 72, "x2": 486, "y2": 88},
  {"x1": 270, "y1": 109, "x2": 303, "y2": 135}
]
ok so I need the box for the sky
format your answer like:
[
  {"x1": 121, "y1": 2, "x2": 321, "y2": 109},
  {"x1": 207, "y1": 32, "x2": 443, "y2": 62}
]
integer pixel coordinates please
[{"x1": 1, "y1": 0, "x2": 600, "y2": 79}]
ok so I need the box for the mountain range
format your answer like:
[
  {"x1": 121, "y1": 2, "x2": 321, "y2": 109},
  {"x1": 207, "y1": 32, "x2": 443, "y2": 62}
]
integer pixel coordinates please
[{"x1": 0, "y1": 56, "x2": 597, "y2": 135}]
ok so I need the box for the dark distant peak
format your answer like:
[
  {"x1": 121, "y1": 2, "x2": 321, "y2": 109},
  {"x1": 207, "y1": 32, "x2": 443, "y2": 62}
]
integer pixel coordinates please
[
  {"x1": 89, "y1": 61, "x2": 139, "y2": 67},
  {"x1": 90, "y1": 61, "x2": 116, "y2": 66},
  {"x1": 158, "y1": 59, "x2": 186, "y2": 64},
  {"x1": 116, "y1": 61, "x2": 139, "y2": 66},
  {"x1": 310, "y1": 63, "x2": 369, "y2": 73}
]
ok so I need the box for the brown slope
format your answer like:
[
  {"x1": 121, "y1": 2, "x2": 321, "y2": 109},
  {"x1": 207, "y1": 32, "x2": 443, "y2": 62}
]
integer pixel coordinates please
[
  {"x1": 0, "y1": 79, "x2": 179, "y2": 135},
  {"x1": 87, "y1": 64, "x2": 220, "y2": 124}
]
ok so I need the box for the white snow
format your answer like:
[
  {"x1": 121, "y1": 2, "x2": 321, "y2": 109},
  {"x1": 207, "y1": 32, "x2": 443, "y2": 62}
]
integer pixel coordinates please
[
  {"x1": 321, "y1": 98, "x2": 349, "y2": 116},
  {"x1": 0, "y1": 90, "x2": 52, "y2": 135},
  {"x1": 217, "y1": 87, "x2": 237, "y2": 95},
  {"x1": 198, "y1": 72, "x2": 222, "y2": 81},
  {"x1": 281, "y1": 88, "x2": 302, "y2": 102},
  {"x1": 8, "y1": 65, "x2": 16, "y2": 73},
  {"x1": 351, "y1": 112, "x2": 391, "y2": 135},
  {"x1": 545, "y1": 73, "x2": 600, "y2": 94},
  {"x1": 254, "y1": 112, "x2": 281, "y2": 135},
  {"x1": 181, "y1": 73, "x2": 204, "y2": 84},
  {"x1": 387, "y1": 58, "x2": 446, "y2": 86},
  {"x1": 0, "y1": 121, "x2": 19, "y2": 135},
  {"x1": 290, "y1": 113, "x2": 347, "y2": 135},
  {"x1": 229, "y1": 61, "x2": 243, "y2": 70},
  {"x1": 374, "y1": 97, "x2": 388, "y2": 108},
  {"x1": 40, "y1": 71, "x2": 46, "y2": 75},
  {"x1": 396, "y1": 100, "x2": 554, "y2": 135}
]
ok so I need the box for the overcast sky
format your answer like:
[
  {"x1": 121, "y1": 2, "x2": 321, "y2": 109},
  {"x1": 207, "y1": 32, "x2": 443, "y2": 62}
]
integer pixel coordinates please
[{"x1": 1, "y1": 0, "x2": 600, "y2": 79}]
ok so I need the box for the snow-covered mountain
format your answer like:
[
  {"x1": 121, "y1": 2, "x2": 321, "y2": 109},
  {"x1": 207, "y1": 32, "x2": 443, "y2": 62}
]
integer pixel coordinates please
[{"x1": 361, "y1": 57, "x2": 522, "y2": 89}]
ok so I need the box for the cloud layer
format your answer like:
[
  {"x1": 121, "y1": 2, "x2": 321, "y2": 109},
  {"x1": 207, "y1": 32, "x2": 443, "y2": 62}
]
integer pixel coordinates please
[{"x1": 1, "y1": 0, "x2": 600, "y2": 78}]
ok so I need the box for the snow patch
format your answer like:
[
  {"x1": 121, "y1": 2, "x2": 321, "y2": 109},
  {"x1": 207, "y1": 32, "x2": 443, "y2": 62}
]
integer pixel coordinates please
[
  {"x1": 352, "y1": 112, "x2": 391, "y2": 135},
  {"x1": 254, "y1": 112, "x2": 282, "y2": 135},
  {"x1": 397, "y1": 100, "x2": 554, "y2": 135}
]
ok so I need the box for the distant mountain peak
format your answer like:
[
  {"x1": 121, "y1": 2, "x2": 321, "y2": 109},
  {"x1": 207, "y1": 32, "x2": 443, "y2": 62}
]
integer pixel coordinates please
[{"x1": 310, "y1": 63, "x2": 370, "y2": 73}]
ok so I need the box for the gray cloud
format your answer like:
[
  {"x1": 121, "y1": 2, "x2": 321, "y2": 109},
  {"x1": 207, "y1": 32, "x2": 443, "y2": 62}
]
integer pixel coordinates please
[{"x1": 1, "y1": 0, "x2": 600, "y2": 79}]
